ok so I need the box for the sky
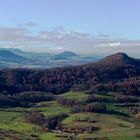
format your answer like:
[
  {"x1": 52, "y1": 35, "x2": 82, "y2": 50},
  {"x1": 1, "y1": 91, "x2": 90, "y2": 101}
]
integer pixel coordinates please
[{"x1": 0, "y1": 0, "x2": 140, "y2": 55}]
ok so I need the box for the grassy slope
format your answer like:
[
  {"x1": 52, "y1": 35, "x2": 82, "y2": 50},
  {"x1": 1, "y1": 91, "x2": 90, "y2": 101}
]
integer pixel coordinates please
[{"x1": 39, "y1": 133, "x2": 61, "y2": 140}]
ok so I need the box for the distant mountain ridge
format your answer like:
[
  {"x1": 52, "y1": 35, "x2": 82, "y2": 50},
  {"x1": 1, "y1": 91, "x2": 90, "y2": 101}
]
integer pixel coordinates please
[
  {"x1": 54, "y1": 51, "x2": 78, "y2": 59},
  {"x1": 0, "y1": 50, "x2": 30, "y2": 63},
  {"x1": 0, "y1": 48, "x2": 100, "y2": 68}
]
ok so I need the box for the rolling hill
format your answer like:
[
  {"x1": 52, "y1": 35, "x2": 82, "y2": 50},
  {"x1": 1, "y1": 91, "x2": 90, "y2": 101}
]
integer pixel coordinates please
[
  {"x1": 98, "y1": 52, "x2": 140, "y2": 66},
  {"x1": 54, "y1": 51, "x2": 78, "y2": 60}
]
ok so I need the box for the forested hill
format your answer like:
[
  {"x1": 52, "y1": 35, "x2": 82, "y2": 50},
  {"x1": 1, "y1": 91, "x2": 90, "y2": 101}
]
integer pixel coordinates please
[{"x1": 0, "y1": 52, "x2": 140, "y2": 95}]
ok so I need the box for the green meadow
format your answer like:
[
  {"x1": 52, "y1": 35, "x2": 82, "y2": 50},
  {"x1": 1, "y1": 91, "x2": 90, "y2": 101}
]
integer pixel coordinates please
[{"x1": 0, "y1": 92, "x2": 140, "y2": 140}]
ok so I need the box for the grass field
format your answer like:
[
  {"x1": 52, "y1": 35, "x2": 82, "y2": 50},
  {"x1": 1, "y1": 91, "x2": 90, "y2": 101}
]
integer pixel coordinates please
[
  {"x1": 61, "y1": 91, "x2": 89, "y2": 101},
  {"x1": 0, "y1": 91, "x2": 140, "y2": 140},
  {"x1": 29, "y1": 101, "x2": 71, "y2": 117}
]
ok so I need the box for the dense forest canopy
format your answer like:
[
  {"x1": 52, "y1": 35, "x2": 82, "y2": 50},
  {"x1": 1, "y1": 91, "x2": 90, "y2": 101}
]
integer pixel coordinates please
[{"x1": 0, "y1": 53, "x2": 140, "y2": 95}]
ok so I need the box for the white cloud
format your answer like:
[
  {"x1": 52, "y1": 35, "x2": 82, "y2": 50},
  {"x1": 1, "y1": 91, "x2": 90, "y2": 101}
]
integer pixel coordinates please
[
  {"x1": 108, "y1": 42, "x2": 121, "y2": 47},
  {"x1": 100, "y1": 42, "x2": 121, "y2": 47},
  {"x1": 50, "y1": 46, "x2": 63, "y2": 50}
]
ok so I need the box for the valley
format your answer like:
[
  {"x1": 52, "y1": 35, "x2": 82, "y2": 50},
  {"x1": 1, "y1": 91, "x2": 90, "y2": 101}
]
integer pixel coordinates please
[{"x1": 1, "y1": 1, "x2": 140, "y2": 140}]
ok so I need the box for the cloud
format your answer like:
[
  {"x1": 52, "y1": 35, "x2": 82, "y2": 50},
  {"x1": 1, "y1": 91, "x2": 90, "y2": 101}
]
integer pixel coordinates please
[
  {"x1": 98, "y1": 31, "x2": 109, "y2": 38},
  {"x1": 17, "y1": 22, "x2": 38, "y2": 28},
  {"x1": 0, "y1": 26, "x2": 28, "y2": 41},
  {"x1": 38, "y1": 28, "x2": 100, "y2": 49},
  {"x1": 25, "y1": 22, "x2": 38, "y2": 27},
  {"x1": 100, "y1": 42, "x2": 121, "y2": 47},
  {"x1": 0, "y1": 25, "x2": 140, "y2": 54}
]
